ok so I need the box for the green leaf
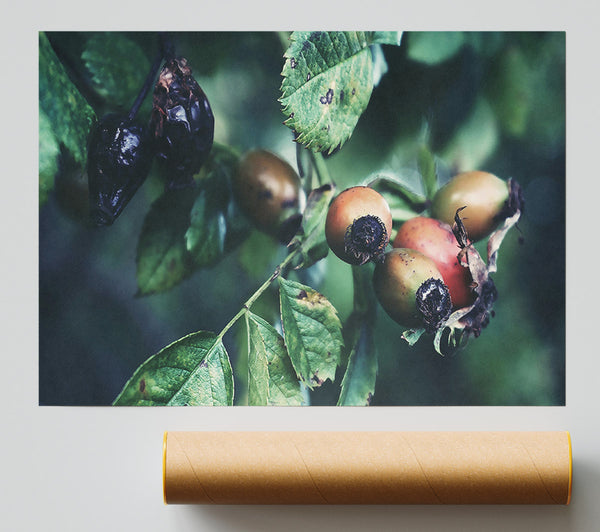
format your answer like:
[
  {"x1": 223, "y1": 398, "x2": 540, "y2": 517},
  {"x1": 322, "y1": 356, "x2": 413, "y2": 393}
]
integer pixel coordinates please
[
  {"x1": 486, "y1": 46, "x2": 532, "y2": 137},
  {"x1": 441, "y1": 96, "x2": 499, "y2": 172},
  {"x1": 136, "y1": 189, "x2": 196, "y2": 296},
  {"x1": 136, "y1": 144, "x2": 249, "y2": 295},
  {"x1": 39, "y1": 32, "x2": 96, "y2": 169},
  {"x1": 278, "y1": 277, "x2": 343, "y2": 388},
  {"x1": 246, "y1": 312, "x2": 305, "y2": 406},
  {"x1": 337, "y1": 321, "x2": 378, "y2": 406},
  {"x1": 406, "y1": 32, "x2": 466, "y2": 65},
  {"x1": 417, "y1": 144, "x2": 438, "y2": 200},
  {"x1": 290, "y1": 183, "x2": 335, "y2": 269},
  {"x1": 238, "y1": 230, "x2": 282, "y2": 280},
  {"x1": 368, "y1": 173, "x2": 427, "y2": 223},
  {"x1": 113, "y1": 331, "x2": 234, "y2": 406},
  {"x1": 280, "y1": 31, "x2": 374, "y2": 154},
  {"x1": 369, "y1": 31, "x2": 403, "y2": 46},
  {"x1": 185, "y1": 144, "x2": 249, "y2": 267},
  {"x1": 39, "y1": 107, "x2": 60, "y2": 205},
  {"x1": 402, "y1": 327, "x2": 426, "y2": 346},
  {"x1": 82, "y1": 32, "x2": 151, "y2": 109}
]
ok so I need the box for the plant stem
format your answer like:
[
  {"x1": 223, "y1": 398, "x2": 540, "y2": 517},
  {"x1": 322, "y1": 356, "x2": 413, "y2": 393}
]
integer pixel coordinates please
[
  {"x1": 216, "y1": 248, "x2": 299, "y2": 341},
  {"x1": 310, "y1": 150, "x2": 333, "y2": 187},
  {"x1": 351, "y1": 263, "x2": 377, "y2": 319},
  {"x1": 127, "y1": 39, "x2": 165, "y2": 122}
]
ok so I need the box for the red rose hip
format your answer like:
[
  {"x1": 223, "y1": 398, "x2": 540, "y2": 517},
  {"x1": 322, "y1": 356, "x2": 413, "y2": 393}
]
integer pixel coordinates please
[{"x1": 393, "y1": 216, "x2": 477, "y2": 309}]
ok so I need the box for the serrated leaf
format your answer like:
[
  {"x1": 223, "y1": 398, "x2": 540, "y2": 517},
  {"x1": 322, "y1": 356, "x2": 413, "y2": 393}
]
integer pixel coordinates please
[
  {"x1": 82, "y1": 32, "x2": 151, "y2": 109},
  {"x1": 278, "y1": 277, "x2": 343, "y2": 388},
  {"x1": 39, "y1": 106, "x2": 60, "y2": 205},
  {"x1": 113, "y1": 331, "x2": 234, "y2": 406},
  {"x1": 280, "y1": 31, "x2": 374, "y2": 154},
  {"x1": 337, "y1": 320, "x2": 378, "y2": 406},
  {"x1": 290, "y1": 183, "x2": 335, "y2": 269},
  {"x1": 39, "y1": 32, "x2": 96, "y2": 168},
  {"x1": 407, "y1": 32, "x2": 466, "y2": 65},
  {"x1": 136, "y1": 189, "x2": 196, "y2": 296},
  {"x1": 246, "y1": 312, "x2": 304, "y2": 406}
]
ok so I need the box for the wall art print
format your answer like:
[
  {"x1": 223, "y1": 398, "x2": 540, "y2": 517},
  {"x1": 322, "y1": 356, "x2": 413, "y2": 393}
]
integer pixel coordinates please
[{"x1": 39, "y1": 31, "x2": 565, "y2": 406}]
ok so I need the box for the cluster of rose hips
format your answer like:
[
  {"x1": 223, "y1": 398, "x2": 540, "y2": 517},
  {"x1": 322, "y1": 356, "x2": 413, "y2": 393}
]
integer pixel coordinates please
[
  {"x1": 229, "y1": 145, "x2": 521, "y2": 340},
  {"x1": 325, "y1": 171, "x2": 521, "y2": 335}
]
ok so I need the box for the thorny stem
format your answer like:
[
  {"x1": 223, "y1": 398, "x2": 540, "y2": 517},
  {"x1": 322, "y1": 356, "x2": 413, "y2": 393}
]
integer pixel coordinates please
[{"x1": 215, "y1": 248, "x2": 300, "y2": 342}]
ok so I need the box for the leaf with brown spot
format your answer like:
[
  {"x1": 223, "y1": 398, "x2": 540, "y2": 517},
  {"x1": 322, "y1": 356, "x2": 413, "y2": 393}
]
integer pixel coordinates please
[
  {"x1": 278, "y1": 277, "x2": 343, "y2": 388},
  {"x1": 113, "y1": 331, "x2": 233, "y2": 406},
  {"x1": 246, "y1": 312, "x2": 305, "y2": 406},
  {"x1": 280, "y1": 31, "x2": 374, "y2": 154}
]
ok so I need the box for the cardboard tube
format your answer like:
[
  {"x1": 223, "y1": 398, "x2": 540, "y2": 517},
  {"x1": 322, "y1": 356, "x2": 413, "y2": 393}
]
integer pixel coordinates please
[{"x1": 163, "y1": 431, "x2": 572, "y2": 505}]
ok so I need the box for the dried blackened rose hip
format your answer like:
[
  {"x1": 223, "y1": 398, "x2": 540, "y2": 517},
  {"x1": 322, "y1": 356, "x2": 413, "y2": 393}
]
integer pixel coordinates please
[
  {"x1": 87, "y1": 114, "x2": 154, "y2": 226},
  {"x1": 150, "y1": 57, "x2": 214, "y2": 188}
]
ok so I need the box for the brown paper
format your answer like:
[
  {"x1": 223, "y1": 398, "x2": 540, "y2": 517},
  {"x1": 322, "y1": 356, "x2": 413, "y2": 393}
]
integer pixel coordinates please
[{"x1": 163, "y1": 431, "x2": 572, "y2": 505}]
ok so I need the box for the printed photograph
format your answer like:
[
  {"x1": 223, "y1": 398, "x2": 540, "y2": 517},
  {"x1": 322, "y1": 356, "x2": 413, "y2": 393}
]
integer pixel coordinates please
[{"x1": 39, "y1": 31, "x2": 565, "y2": 406}]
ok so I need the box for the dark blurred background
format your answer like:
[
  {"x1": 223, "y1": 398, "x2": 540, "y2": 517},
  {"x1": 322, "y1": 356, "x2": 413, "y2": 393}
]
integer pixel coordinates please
[{"x1": 39, "y1": 31, "x2": 565, "y2": 405}]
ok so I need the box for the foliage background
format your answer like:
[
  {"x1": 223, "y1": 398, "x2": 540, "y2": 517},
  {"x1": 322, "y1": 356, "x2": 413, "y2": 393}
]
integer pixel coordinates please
[{"x1": 39, "y1": 31, "x2": 565, "y2": 406}]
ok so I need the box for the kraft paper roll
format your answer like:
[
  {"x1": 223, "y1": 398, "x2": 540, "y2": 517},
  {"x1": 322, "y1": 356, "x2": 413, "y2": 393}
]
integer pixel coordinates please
[{"x1": 163, "y1": 431, "x2": 572, "y2": 505}]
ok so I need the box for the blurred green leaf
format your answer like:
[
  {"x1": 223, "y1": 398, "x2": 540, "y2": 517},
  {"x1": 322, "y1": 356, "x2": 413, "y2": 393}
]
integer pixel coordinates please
[
  {"x1": 278, "y1": 277, "x2": 343, "y2": 388},
  {"x1": 441, "y1": 96, "x2": 499, "y2": 173},
  {"x1": 486, "y1": 45, "x2": 532, "y2": 137},
  {"x1": 246, "y1": 312, "x2": 305, "y2": 406},
  {"x1": 187, "y1": 194, "x2": 227, "y2": 265},
  {"x1": 407, "y1": 32, "x2": 465, "y2": 65},
  {"x1": 290, "y1": 183, "x2": 335, "y2": 269},
  {"x1": 337, "y1": 266, "x2": 379, "y2": 406},
  {"x1": 280, "y1": 31, "x2": 374, "y2": 154},
  {"x1": 113, "y1": 331, "x2": 234, "y2": 405},
  {"x1": 136, "y1": 189, "x2": 196, "y2": 296},
  {"x1": 186, "y1": 144, "x2": 249, "y2": 266},
  {"x1": 338, "y1": 320, "x2": 378, "y2": 406},
  {"x1": 417, "y1": 144, "x2": 438, "y2": 200},
  {"x1": 368, "y1": 31, "x2": 403, "y2": 46},
  {"x1": 39, "y1": 32, "x2": 96, "y2": 170},
  {"x1": 81, "y1": 32, "x2": 151, "y2": 110},
  {"x1": 463, "y1": 32, "x2": 505, "y2": 58},
  {"x1": 238, "y1": 230, "x2": 281, "y2": 280},
  {"x1": 39, "y1": 107, "x2": 60, "y2": 205},
  {"x1": 370, "y1": 44, "x2": 389, "y2": 88},
  {"x1": 137, "y1": 145, "x2": 250, "y2": 295},
  {"x1": 368, "y1": 172, "x2": 427, "y2": 223}
]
